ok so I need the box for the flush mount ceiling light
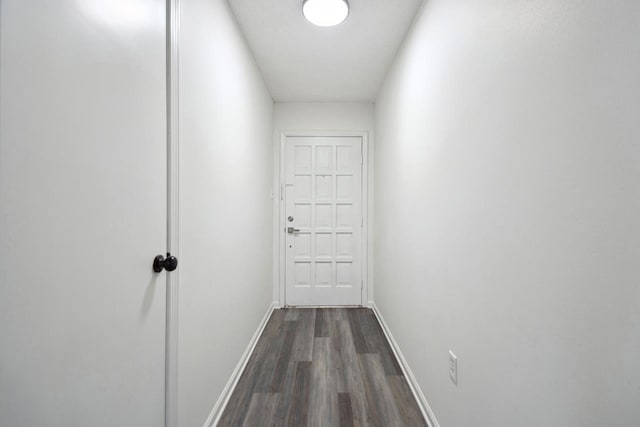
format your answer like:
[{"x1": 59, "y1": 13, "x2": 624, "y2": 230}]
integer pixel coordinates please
[{"x1": 302, "y1": 0, "x2": 349, "y2": 27}]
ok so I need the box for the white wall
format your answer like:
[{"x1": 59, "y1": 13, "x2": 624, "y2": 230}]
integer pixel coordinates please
[
  {"x1": 178, "y1": 1, "x2": 273, "y2": 426},
  {"x1": 375, "y1": 1, "x2": 640, "y2": 426},
  {"x1": 272, "y1": 103, "x2": 375, "y2": 304}
]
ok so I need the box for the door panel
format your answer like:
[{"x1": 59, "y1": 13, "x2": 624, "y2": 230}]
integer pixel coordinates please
[
  {"x1": 0, "y1": 2, "x2": 167, "y2": 426},
  {"x1": 285, "y1": 136, "x2": 363, "y2": 306}
]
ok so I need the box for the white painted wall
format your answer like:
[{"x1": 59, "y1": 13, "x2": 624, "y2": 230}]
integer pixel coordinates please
[
  {"x1": 272, "y1": 103, "x2": 375, "y2": 305},
  {"x1": 178, "y1": 1, "x2": 273, "y2": 426},
  {"x1": 374, "y1": 1, "x2": 640, "y2": 426}
]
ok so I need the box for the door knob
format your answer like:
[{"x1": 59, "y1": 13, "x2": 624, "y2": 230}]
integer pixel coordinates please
[
  {"x1": 153, "y1": 253, "x2": 178, "y2": 273},
  {"x1": 287, "y1": 227, "x2": 300, "y2": 234}
]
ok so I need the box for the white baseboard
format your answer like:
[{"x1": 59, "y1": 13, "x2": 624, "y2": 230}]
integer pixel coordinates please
[
  {"x1": 204, "y1": 302, "x2": 277, "y2": 427},
  {"x1": 369, "y1": 302, "x2": 441, "y2": 427}
]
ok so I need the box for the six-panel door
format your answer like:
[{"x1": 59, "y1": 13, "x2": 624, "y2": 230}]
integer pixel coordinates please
[{"x1": 285, "y1": 136, "x2": 363, "y2": 306}]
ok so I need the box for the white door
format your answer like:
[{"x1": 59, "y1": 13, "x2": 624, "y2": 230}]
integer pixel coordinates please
[
  {"x1": 284, "y1": 136, "x2": 363, "y2": 306},
  {"x1": 0, "y1": 2, "x2": 167, "y2": 426}
]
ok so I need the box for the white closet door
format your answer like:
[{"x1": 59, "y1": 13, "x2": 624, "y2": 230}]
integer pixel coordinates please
[
  {"x1": 285, "y1": 136, "x2": 363, "y2": 306},
  {"x1": 0, "y1": 1, "x2": 167, "y2": 426}
]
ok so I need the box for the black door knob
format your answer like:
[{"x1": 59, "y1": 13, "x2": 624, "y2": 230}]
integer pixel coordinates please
[
  {"x1": 153, "y1": 253, "x2": 178, "y2": 273},
  {"x1": 164, "y1": 255, "x2": 178, "y2": 271}
]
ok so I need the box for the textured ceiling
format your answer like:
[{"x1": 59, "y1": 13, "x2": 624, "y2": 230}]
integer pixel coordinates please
[{"x1": 227, "y1": 0, "x2": 423, "y2": 102}]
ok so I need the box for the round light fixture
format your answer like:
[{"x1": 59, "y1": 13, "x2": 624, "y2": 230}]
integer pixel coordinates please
[{"x1": 302, "y1": 0, "x2": 349, "y2": 27}]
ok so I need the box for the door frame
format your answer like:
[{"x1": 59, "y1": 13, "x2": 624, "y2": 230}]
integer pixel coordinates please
[
  {"x1": 165, "y1": 0, "x2": 180, "y2": 426},
  {"x1": 277, "y1": 131, "x2": 369, "y2": 307}
]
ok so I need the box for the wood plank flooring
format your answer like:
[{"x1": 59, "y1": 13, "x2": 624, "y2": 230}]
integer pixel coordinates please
[{"x1": 218, "y1": 308, "x2": 428, "y2": 427}]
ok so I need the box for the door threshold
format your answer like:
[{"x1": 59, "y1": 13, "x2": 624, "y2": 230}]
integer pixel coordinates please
[{"x1": 282, "y1": 305, "x2": 364, "y2": 309}]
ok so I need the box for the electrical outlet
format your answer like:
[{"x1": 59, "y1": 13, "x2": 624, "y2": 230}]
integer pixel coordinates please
[{"x1": 449, "y1": 350, "x2": 458, "y2": 385}]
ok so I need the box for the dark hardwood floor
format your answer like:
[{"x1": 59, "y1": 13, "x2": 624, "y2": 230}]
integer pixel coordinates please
[{"x1": 218, "y1": 308, "x2": 428, "y2": 427}]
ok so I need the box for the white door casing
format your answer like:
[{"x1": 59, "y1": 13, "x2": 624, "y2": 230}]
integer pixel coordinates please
[
  {"x1": 0, "y1": 1, "x2": 167, "y2": 426},
  {"x1": 283, "y1": 135, "x2": 365, "y2": 306}
]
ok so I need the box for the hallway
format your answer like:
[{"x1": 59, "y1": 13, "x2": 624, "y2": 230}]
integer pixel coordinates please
[
  {"x1": 218, "y1": 308, "x2": 427, "y2": 427},
  {"x1": 2, "y1": 0, "x2": 640, "y2": 426}
]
